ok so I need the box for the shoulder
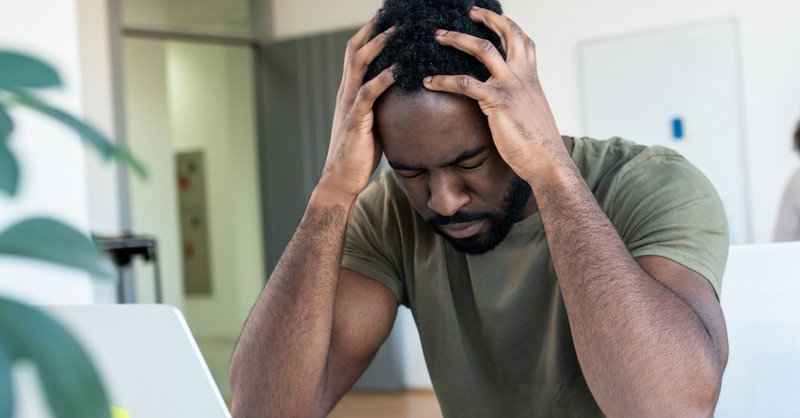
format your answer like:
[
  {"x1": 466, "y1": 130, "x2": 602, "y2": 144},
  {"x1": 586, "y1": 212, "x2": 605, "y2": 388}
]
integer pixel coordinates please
[
  {"x1": 572, "y1": 136, "x2": 709, "y2": 192},
  {"x1": 575, "y1": 137, "x2": 729, "y2": 295},
  {"x1": 572, "y1": 136, "x2": 701, "y2": 194}
]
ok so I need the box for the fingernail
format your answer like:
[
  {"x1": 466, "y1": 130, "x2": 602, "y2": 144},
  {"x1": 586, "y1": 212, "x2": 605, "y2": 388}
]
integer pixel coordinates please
[
  {"x1": 386, "y1": 25, "x2": 396, "y2": 33},
  {"x1": 471, "y1": 5, "x2": 479, "y2": 10},
  {"x1": 423, "y1": 76, "x2": 433, "y2": 84},
  {"x1": 435, "y1": 29, "x2": 447, "y2": 36}
]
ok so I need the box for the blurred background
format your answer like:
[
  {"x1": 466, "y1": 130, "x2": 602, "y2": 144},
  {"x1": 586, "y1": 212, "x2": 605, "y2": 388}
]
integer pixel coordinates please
[{"x1": 1, "y1": 0, "x2": 798, "y2": 406}]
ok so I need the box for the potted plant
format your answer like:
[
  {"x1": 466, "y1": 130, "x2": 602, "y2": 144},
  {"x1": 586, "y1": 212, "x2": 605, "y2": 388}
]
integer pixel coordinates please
[{"x1": 0, "y1": 50, "x2": 145, "y2": 418}]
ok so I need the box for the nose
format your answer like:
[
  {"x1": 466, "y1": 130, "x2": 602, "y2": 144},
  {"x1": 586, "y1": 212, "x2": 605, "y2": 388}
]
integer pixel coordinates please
[{"x1": 427, "y1": 172, "x2": 470, "y2": 216}]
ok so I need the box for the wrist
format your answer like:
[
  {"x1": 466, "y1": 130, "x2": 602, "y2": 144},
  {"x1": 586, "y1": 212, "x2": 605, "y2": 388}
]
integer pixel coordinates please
[{"x1": 308, "y1": 183, "x2": 360, "y2": 212}]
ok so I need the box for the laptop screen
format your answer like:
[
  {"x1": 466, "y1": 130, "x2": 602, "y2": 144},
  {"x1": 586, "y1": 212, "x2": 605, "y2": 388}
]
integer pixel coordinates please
[{"x1": 33, "y1": 304, "x2": 232, "y2": 418}]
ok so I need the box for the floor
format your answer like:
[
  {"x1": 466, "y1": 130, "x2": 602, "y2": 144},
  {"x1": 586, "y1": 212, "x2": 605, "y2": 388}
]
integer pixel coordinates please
[
  {"x1": 329, "y1": 390, "x2": 442, "y2": 418},
  {"x1": 226, "y1": 389, "x2": 442, "y2": 417}
]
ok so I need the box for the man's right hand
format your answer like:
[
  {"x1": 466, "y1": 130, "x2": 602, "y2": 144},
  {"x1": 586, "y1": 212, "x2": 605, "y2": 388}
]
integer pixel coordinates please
[
  {"x1": 319, "y1": 20, "x2": 396, "y2": 198},
  {"x1": 229, "y1": 20, "x2": 400, "y2": 418}
]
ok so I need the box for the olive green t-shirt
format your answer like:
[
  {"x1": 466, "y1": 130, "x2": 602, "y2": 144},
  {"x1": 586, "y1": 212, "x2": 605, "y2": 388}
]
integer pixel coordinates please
[{"x1": 341, "y1": 136, "x2": 729, "y2": 417}]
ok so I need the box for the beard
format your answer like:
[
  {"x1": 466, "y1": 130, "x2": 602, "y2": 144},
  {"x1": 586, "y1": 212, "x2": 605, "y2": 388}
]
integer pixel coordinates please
[{"x1": 426, "y1": 174, "x2": 533, "y2": 255}]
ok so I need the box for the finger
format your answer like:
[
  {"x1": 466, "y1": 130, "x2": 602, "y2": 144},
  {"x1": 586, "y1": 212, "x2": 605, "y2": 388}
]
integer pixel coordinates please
[
  {"x1": 338, "y1": 16, "x2": 380, "y2": 100},
  {"x1": 358, "y1": 26, "x2": 396, "y2": 76},
  {"x1": 344, "y1": 15, "x2": 380, "y2": 65},
  {"x1": 350, "y1": 66, "x2": 396, "y2": 121},
  {"x1": 338, "y1": 25, "x2": 395, "y2": 102},
  {"x1": 422, "y1": 74, "x2": 494, "y2": 103},
  {"x1": 468, "y1": 7, "x2": 534, "y2": 65},
  {"x1": 433, "y1": 28, "x2": 508, "y2": 76}
]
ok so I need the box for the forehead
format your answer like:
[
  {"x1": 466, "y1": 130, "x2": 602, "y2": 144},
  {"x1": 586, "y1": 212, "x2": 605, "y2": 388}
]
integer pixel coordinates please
[{"x1": 375, "y1": 90, "x2": 492, "y2": 165}]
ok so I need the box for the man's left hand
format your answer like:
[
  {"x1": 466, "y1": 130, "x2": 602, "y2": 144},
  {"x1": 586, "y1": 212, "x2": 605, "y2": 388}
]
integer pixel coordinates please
[{"x1": 422, "y1": 6, "x2": 565, "y2": 179}]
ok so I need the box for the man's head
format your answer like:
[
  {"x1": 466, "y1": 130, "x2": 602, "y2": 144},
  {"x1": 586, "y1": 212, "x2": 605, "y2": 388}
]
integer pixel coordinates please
[
  {"x1": 364, "y1": 0, "x2": 505, "y2": 91},
  {"x1": 367, "y1": 0, "x2": 535, "y2": 255}
]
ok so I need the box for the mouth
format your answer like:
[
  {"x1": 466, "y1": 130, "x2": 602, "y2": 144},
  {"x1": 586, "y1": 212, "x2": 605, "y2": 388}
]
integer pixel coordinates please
[{"x1": 435, "y1": 220, "x2": 486, "y2": 239}]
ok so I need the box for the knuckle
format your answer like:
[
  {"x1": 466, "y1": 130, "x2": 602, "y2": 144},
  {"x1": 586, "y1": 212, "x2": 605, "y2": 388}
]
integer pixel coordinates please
[
  {"x1": 376, "y1": 69, "x2": 392, "y2": 85},
  {"x1": 501, "y1": 91, "x2": 515, "y2": 107},
  {"x1": 457, "y1": 75, "x2": 473, "y2": 89},
  {"x1": 511, "y1": 23, "x2": 524, "y2": 38},
  {"x1": 480, "y1": 39, "x2": 496, "y2": 53},
  {"x1": 345, "y1": 38, "x2": 356, "y2": 52},
  {"x1": 348, "y1": 53, "x2": 372, "y2": 76},
  {"x1": 357, "y1": 84, "x2": 375, "y2": 101},
  {"x1": 527, "y1": 37, "x2": 537, "y2": 51}
]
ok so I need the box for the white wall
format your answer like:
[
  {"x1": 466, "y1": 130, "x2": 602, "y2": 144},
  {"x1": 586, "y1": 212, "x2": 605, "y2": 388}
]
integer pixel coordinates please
[
  {"x1": 271, "y1": 0, "x2": 800, "y2": 244},
  {"x1": 78, "y1": 0, "x2": 123, "y2": 239},
  {"x1": 0, "y1": 0, "x2": 96, "y2": 304},
  {"x1": 77, "y1": 0, "x2": 130, "y2": 303}
]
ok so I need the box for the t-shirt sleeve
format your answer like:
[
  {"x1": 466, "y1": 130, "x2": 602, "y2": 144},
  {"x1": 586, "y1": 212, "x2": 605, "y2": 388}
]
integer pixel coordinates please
[
  {"x1": 602, "y1": 147, "x2": 730, "y2": 298},
  {"x1": 341, "y1": 173, "x2": 408, "y2": 306}
]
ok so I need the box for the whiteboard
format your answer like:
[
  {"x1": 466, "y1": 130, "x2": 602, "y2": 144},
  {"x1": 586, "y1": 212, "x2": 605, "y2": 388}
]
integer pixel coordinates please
[{"x1": 580, "y1": 19, "x2": 751, "y2": 243}]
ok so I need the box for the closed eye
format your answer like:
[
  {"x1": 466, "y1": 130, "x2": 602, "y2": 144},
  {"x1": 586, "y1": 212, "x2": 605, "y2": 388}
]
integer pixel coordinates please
[
  {"x1": 395, "y1": 169, "x2": 425, "y2": 179},
  {"x1": 457, "y1": 158, "x2": 487, "y2": 171},
  {"x1": 458, "y1": 161, "x2": 483, "y2": 170}
]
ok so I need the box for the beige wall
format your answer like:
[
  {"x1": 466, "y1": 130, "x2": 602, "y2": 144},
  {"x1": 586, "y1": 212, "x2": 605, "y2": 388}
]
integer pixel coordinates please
[
  {"x1": 271, "y1": 0, "x2": 380, "y2": 39},
  {"x1": 123, "y1": 38, "x2": 186, "y2": 309},
  {"x1": 167, "y1": 42, "x2": 264, "y2": 333}
]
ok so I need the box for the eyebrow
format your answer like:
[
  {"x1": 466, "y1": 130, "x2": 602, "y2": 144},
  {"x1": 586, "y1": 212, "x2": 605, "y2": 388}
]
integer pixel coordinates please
[{"x1": 388, "y1": 145, "x2": 491, "y2": 171}]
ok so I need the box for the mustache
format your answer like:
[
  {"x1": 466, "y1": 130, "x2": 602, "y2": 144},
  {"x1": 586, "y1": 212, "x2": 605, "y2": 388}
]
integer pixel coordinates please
[{"x1": 426, "y1": 211, "x2": 491, "y2": 226}]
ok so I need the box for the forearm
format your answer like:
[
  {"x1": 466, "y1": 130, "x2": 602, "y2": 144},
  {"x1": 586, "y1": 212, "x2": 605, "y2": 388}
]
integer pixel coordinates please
[
  {"x1": 229, "y1": 187, "x2": 356, "y2": 418},
  {"x1": 528, "y1": 155, "x2": 723, "y2": 417}
]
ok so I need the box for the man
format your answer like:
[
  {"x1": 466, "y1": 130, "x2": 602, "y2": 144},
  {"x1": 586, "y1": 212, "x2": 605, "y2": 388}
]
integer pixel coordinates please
[{"x1": 229, "y1": 0, "x2": 730, "y2": 416}]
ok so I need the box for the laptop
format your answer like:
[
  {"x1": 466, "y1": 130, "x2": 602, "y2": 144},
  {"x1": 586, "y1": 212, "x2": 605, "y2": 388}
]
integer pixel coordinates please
[{"x1": 28, "y1": 304, "x2": 233, "y2": 418}]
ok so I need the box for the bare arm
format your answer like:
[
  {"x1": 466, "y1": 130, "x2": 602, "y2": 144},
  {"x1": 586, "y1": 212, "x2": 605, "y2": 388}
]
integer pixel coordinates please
[
  {"x1": 535, "y1": 169, "x2": 728, "y2": 417},
  {"x1": 423, "y1": 7, "x2": 727, "y2": 417},
  {"x1": 228, "y1": 19, "x2": 399, "y2": 417}
]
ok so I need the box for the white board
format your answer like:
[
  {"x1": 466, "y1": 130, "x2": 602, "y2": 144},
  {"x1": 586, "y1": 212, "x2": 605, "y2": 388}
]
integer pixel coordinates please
[{"x1": 580, "y1": 19, "x2": 751, "y2": 243}]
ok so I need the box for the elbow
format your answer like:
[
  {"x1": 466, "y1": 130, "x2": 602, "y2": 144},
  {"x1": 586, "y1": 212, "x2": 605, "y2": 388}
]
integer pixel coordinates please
[{"x1": 662, "y1": 364, "x2": 726, "y2": 418}]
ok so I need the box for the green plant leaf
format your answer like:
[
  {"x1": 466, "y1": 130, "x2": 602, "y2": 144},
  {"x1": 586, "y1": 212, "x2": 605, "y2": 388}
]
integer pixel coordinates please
[
  {"x1": 0, "y1": 105, "x2": 12, "y2": 143},
  {"x1": 0, "y1": 142, "x2": 19, "y2": 197},
  {"x1": 113, "y1": 147, "x2": 148, "y2": 180},
  {"x1": 0, "y1": 334, "x2": 14, "y2": 418},
  {"x1": 0, "y1": 51, "x2": 61, "y2": 89},
  {"x1": 5, "y1": 87, "x2": 147, "y2": 180},
  {"x1": 11, "y1": 88, "x2": 114, "y2": 157},
  {"x1": 0, "y1": 218, "x2": 114, "y2": 277},
  {"x1": 0, "y1": 297, "x2": 111, "y2": 418},
  {"x1": 0, "y1": 106, "x2": 20, "y2": 196}
]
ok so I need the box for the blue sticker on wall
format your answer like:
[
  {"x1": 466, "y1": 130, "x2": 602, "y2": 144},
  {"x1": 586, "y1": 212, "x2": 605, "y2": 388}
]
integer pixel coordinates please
[{"x1": 672, "y1": 117, "x2": 684, "y2": 140}]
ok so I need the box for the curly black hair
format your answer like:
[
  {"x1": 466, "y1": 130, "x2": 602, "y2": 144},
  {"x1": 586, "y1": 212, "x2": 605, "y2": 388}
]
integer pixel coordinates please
[{"x1": 364, "y1": 0, "x2": 505, "y2": 92}]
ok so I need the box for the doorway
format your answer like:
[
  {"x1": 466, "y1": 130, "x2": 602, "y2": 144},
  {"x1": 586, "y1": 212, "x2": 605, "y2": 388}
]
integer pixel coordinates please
[{"x1": 118, "y1": 0, "x2": 264, "y2": 397}]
